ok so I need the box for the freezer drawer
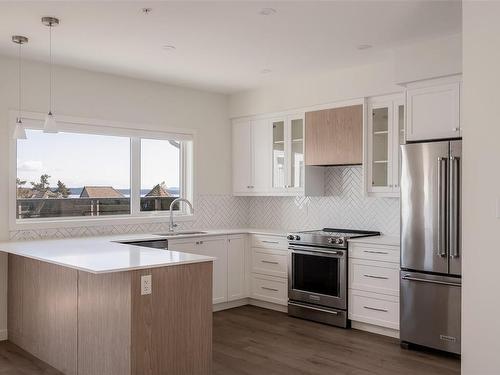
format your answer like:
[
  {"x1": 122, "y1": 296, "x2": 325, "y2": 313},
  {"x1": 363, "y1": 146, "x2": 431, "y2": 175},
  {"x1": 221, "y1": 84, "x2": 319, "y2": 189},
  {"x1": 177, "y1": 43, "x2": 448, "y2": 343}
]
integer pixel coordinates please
[{"x1": 400, "y1": 271, "x2": 461, "y2": 354}]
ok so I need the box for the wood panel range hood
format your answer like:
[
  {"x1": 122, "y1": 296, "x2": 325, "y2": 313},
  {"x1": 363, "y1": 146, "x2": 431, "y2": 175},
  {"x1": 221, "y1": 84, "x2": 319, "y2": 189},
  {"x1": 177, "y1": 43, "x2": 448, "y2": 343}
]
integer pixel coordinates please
[{"x1": 305, "y1": 104, "x2": 363, "y2": 166}]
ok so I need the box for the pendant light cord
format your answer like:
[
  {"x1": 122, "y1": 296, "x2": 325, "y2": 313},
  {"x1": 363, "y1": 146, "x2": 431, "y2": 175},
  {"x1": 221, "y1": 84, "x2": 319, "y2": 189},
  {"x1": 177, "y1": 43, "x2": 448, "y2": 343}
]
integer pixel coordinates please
[
  {"x1": 49, "y1": 23, "x2": 52, "y2": 114},
  {"x1": 18, "y1": 41, "x2": 22, "y2": 121}
]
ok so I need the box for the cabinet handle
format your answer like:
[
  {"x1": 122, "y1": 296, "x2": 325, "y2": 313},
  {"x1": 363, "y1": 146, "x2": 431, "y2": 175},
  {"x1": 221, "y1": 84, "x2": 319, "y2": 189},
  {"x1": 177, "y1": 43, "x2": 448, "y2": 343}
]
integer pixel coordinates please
[
  {"x1": 262, "y1": 240, "x2": 279, "y2": 244},
  {"x1": 261, "y1": 260, "x2": 279, "y2": 265},
  {"x1": 363, "y1": 250, "x2": 388, "y2": 255},
  {"x1": 452, "y1": 127, "x2": 459, "y2": 132},
  {"x1": 363, "y1": 306, "x2": 388, "y2": 313},
  {"x1": 261, "y1": 286, "x2": 279, "y2": 292},
  {"x1": 363, "y1": 274, "x2": 389, "y2": 280}
]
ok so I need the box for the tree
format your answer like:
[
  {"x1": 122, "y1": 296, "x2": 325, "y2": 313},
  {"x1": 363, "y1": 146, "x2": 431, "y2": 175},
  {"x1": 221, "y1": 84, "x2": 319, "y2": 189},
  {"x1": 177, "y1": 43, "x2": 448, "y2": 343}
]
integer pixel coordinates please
[
  {"x1": 31, "y1": 174, "x2": 51, "y2": 192},
  {"x1": 16, "y1": 178, "x2": 27, "y2": 188},
  {"x1": 55, "y1": 180, "x2": 71, "y2": 198}
]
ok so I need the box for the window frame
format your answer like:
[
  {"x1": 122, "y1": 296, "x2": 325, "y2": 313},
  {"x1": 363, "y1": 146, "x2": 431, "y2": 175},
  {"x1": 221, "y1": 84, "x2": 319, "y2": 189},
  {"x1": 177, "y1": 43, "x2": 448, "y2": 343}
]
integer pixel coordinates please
[{"x1": 9, "y1": 111, "x2": 196, "y2": 230}]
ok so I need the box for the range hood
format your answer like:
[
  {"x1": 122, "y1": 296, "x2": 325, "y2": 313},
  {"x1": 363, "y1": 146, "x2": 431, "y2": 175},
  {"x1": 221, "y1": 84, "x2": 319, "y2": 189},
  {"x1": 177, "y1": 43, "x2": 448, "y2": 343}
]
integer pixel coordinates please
[{"x1": 305, "y1": 104, "x2": 363, "y2": 166}]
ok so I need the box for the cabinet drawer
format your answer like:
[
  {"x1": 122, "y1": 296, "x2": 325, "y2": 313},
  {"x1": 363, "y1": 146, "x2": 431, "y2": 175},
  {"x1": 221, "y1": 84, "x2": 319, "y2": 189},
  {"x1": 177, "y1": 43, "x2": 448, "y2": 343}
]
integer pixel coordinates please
[
  {"x1": 349, "y1": 260, "x2": 399, "y2": 296},
  {"x1": 250, "y1": 274, "x2": 287, "y2": 305},
  {"x1": 251, "y1": 235, "x2": 288, "y2": 250},
  {"x1": 252, "y1": 250, "x2": 287, "y2": 278},
  {"x1": 350, "y1": 244, "x2": 400, "y2": 263},
  {"x1": 349, "y1": 291, "x2": 399, "y2": 330}
]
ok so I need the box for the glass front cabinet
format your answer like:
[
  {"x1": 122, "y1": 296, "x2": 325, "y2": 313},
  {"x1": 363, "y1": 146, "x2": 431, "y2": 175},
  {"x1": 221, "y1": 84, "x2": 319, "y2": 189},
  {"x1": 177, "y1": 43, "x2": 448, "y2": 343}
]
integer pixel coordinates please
[
  {"x1": 271, "y1": 114, "x2": 305, "y2": 193},
  {"x1": 365, "y1": 94, "x2": 405, "y2": 197}
]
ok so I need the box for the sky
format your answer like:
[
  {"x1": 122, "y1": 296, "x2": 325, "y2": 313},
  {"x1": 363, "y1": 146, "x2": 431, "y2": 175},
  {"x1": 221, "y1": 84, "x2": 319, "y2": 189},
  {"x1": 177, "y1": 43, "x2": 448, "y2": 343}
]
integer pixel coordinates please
[{"x1": 17, "y1": 130, "x2": 180, "y2": 190}]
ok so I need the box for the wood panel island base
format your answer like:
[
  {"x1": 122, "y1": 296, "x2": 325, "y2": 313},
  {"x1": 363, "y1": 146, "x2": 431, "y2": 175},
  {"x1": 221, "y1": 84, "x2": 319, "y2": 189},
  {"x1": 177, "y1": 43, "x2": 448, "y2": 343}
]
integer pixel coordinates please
[{"x1": 8, "y1": 255, "x2": 213, "y2": 375}]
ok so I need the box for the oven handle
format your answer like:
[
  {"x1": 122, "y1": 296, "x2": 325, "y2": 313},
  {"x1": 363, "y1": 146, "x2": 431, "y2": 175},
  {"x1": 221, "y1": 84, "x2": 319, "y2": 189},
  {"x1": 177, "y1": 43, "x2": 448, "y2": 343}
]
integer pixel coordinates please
[{"x1": 289, "y1": 246, "x2": 345, "y2": 258}]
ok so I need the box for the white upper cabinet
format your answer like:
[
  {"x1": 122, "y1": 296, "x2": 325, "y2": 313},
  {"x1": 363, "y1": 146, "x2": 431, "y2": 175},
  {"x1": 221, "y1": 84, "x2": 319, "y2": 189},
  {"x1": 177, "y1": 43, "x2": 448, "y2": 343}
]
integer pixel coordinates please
[
  {"x1": 271, "y1": 114, "x2": 306, "y2": 193},
  {"x1": 232, "y1": 113, "x2": 323, "y2": 196},
  {"x1": 232, "y1": 118, "x2": 272, "y2": 195},
  {"x1": 406, "y1": 76, "x2": 461, "y2": 141},
  {"x1": 232, "y1": 119, "x2": 253, "y2": 194},
  {"x1": 365, "y1": 94, "x2": 404, "y2": 197}
]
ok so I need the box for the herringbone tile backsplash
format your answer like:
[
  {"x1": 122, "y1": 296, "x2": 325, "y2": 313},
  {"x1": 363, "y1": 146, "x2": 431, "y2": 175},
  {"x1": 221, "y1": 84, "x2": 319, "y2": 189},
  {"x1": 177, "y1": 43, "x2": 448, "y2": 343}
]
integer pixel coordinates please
[
  {"x1": 248, "y1": 167, "x2": 400, "y2": 235},
  {"x1": 10, "y1": 166, "x2": 399, "y2": 240}
]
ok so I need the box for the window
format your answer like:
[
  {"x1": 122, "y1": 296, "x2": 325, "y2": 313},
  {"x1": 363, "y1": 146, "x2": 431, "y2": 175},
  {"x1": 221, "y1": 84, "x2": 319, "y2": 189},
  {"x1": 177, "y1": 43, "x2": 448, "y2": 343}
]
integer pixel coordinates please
[
  {"x1": 140, "y1": 138, "x2": 180, "y2": 212},
  {"x1": 12, "y1": 115, "x2": 194, "y2": 226},
  {"x1": 16, "y1": 130, "x2": 131, "y2": 219}
]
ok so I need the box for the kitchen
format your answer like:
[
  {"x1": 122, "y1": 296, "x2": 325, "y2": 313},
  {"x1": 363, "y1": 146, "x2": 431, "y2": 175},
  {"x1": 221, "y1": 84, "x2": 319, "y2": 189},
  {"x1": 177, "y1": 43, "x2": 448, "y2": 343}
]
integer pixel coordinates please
[{"x1": 0, "y1": 1, "x2": 498, "y2": 374}]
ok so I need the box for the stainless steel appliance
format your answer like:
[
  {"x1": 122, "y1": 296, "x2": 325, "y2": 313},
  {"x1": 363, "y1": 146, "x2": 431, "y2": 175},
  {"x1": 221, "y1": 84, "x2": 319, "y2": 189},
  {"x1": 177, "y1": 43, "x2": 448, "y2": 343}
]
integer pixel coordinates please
[
  {"x1": 287, "y1": 228, "x2": 380, "y2": 328},
  {"x1": 400, "y1": 140, "x2": 462, "y2": 354}
]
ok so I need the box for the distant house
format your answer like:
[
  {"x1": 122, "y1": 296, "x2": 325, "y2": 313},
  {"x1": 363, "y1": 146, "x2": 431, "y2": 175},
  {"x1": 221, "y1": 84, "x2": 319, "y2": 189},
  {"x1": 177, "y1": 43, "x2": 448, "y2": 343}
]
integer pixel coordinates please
[
  {"x1": 145, "y1": 183, "x2": 171, "y2": 197},
  {"x1": 80, "y1": 186, "x2": 124, "y2": 199}
]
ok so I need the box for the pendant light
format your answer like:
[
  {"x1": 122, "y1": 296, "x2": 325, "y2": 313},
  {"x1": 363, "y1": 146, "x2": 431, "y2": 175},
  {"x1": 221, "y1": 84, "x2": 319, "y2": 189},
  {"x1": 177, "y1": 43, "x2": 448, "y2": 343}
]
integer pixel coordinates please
[
  {"x1": 42, "y1": 16, "x2": 59, "y2": 133},
  {"x1": 12, "y1": 35, "x2": 28, "y2": 140}
]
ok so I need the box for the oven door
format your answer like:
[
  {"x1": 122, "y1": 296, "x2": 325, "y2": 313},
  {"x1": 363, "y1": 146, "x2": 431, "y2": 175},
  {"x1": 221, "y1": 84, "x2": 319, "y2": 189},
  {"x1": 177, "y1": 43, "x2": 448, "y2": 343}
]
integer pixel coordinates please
[{"x1": 288, "y1": 245, "x2": 346, "y2": 310}]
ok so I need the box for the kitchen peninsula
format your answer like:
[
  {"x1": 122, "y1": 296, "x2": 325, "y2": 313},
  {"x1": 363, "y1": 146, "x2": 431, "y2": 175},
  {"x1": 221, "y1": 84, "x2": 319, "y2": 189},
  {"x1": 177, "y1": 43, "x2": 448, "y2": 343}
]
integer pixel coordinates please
[{"x1": 0, "y1": 236, "x2": 214, "y2": 375}]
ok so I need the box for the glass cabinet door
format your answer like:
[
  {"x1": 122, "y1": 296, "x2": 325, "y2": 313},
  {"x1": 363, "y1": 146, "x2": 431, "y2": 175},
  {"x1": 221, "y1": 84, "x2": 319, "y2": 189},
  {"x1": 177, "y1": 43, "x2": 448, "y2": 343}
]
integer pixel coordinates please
[
  {"x1": 289, "y1": 117, "x2": 304, "y2": 188},
  {"x1": 371, "y1": 106, "x2": 391, "y2": 188},
  {"x1": 272, "y1": 120, "x2": 286, "y2": 189},
  {"x1": 395, "y1": 102, "x2": 405, "y2": 188}
]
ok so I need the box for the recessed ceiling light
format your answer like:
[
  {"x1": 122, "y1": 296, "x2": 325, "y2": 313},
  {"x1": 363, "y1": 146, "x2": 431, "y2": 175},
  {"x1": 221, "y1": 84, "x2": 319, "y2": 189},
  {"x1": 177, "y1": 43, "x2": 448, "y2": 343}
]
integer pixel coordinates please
[
  {"x1": 142, "y1": 8, "x2": 153, "y2": 14},
  {"x1": 357, "y1": 44, "x2": 372, "y2": 50},
  {"x1": 162, "y1": 45, "x2": 176, "y2": 51},
  {"x1": 261, "y1": 69, "x2": 272, "y2": 74},
  {"x1": 259, "y1": 8, "x2": 277, "y2": 16}
]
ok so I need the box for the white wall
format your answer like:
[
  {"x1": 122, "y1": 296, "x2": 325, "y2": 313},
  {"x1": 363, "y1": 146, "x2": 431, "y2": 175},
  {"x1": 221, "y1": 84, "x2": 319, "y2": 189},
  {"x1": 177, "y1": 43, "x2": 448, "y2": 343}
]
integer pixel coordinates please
[
  {"x1": 229, "y1": 34, "x2": 463, "y2": 118},
  {"x1": 393, "y1": 33, "x2": 462, "y2": 84},
  {"x1": 462, "y1": 2, "x2": 500, "y2": 373},
  {"x1": 229, "y1": 58, "x2": 401, "y2": 118},
  {"x1": 0, "y1": 55, "x2": 231, "y2": 338}
]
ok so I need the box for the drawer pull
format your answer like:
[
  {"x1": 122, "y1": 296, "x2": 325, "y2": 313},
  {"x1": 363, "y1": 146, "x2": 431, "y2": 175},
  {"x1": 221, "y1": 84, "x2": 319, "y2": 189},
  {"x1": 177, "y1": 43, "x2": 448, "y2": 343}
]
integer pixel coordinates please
[
  {"x1": 363, "y1": 274, "x2": 389, "y2": 280},
  {"x1": 261, "y1": 260, "x2": 279, "y2": 265},
  {"x1": 262, "y1": 240, "x2": 279, "y2": 244},
  {"x1": 364, "y1": 250, "x2": 388, "y2": 255},
  {"x1": 363, "y1": 306, "x2": 388, "y2": 313},
  {"x1": 261, "y1": 286, "x2": 279, "y2": 292}
]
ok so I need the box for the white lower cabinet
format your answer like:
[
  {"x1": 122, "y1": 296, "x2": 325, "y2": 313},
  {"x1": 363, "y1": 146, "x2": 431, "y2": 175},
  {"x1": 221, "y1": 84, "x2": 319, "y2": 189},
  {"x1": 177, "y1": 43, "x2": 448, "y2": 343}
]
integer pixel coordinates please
[
  {"x1": 168, "y1": 236, "x2": 231, "y2": 305},
  {"x1": 349, "y1": 290, "x2": 399, "y2": 330},
  {"x1": 250, "y1": 235, "x2": 288, "y2": 306},
  {"x1": 227, "y1": 235, "x2": 246, "y2": 301},
  {"x1": 348, "y1": 240, "x2": 400, "y2": 334},
  {"x1": 250, "y1": 274, "x2": 287, "y2": 305},
  {"x1": 169, "y1": 233, "x2": 288, "y2": 307}
]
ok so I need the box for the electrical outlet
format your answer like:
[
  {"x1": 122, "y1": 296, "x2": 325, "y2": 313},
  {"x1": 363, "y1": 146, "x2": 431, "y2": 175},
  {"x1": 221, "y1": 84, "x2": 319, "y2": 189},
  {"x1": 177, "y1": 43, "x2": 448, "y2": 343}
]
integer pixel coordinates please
[{"x1": 141, "y1": 275, "x2": 152, "y2": 295}]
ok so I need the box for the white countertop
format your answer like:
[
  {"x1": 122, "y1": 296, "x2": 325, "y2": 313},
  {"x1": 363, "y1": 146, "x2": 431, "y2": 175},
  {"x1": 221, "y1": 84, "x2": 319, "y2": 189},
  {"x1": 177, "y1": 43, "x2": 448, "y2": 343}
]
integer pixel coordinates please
[
  {"x1": 348, "y1": 235, "x2": 400, "y2": 246},
  {"x1": 0, "y1": 228, "x2": 399, "y2": 274},
  {"x1": 0, "y1": 229, "x2": 287, "y2": 274}
]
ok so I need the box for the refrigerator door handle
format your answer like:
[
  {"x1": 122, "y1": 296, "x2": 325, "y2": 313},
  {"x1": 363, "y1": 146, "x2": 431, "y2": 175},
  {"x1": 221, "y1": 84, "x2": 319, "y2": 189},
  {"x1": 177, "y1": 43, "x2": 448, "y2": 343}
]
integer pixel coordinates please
[
  {"x1": 437, "y1": 157, "x2": 448, "y2": 257},
  {"x1": 449, "y1": 156, "x2": 460, "y2": 258},
  {"x1": 402, "y1": 274, "x2": 461, "y2": 288}
]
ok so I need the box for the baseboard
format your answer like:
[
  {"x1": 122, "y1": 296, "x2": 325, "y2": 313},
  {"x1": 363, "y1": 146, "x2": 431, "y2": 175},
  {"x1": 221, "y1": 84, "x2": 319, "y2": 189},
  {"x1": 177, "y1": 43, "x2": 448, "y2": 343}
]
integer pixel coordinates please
[
  {"x1": 213, "y1": 298, "x2": 249, "y2": 312},
  {"x1": 0, "y1": 329, "x2": 7, "y2": 341},
  {"x1": 351, "y1": 321, "x2": 399, "y2": 339},
  {"x1": 248, "y1": 298, "x2": 288, "y2": 313}
]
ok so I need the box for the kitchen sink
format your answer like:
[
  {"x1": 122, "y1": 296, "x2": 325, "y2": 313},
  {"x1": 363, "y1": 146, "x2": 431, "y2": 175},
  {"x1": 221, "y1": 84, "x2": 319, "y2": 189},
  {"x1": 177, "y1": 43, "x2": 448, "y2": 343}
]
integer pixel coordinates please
[{"x1": 156, "y1": 231, "x2": 208, "y2": 236}]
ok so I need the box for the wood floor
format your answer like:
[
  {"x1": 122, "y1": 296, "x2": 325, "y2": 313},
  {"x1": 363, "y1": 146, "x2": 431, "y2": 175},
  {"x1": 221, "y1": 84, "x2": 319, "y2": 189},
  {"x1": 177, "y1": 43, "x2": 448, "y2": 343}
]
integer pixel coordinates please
[
  {"x1": 0, "y1": 305, "x2": 460, "y2": 375},
  {"x1": 213, "y1": 306, "x2": 460, "y2": 375}
]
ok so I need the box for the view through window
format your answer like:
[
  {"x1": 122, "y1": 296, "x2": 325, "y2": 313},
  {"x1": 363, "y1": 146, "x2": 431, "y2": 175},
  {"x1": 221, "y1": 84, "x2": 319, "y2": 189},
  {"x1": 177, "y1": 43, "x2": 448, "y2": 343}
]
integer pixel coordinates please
[
  {"x1": 140, "y1": 138, "x2": 180, "y2": 212},
  {"x1": 16, "y1": 128, "x2": 190, "y2": 221}
]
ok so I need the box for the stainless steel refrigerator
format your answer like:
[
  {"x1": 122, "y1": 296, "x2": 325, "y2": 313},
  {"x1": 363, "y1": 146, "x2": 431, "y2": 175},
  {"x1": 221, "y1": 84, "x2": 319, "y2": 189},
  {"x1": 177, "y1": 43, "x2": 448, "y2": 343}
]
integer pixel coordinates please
[{"x1": 400, "y1": 140, "x2": 461, "y2": 355}]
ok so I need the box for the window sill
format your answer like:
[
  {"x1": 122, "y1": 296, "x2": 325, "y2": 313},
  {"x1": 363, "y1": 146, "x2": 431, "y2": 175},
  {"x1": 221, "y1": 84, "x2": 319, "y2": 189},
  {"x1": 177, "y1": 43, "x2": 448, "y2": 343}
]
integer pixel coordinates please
[{"x1": 10, "y1": 213, "x2": 196, "y2": 231}]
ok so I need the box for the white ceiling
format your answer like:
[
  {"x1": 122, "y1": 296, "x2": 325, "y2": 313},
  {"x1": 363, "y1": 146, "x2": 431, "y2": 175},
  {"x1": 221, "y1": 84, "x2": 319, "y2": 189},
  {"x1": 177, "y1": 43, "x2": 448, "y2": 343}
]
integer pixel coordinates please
[{"x1": 0, "y1": 1, "x2": 462, "y2": 93}]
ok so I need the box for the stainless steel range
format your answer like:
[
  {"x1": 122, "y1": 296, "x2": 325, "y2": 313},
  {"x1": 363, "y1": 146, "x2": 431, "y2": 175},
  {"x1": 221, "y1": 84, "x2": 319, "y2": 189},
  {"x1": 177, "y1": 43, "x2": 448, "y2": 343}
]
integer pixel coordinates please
[{"x1": 287, "y1": 228, "x2": 380, "y2": 328}]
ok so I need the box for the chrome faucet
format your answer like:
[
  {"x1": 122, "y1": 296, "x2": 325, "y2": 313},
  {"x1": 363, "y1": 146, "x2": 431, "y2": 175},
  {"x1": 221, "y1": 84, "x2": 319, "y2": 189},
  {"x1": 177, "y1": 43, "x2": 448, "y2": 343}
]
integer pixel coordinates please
[{"x1": 168, "y1": 198, "x2": 194, "y2": 232}]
